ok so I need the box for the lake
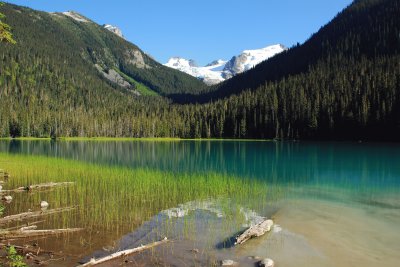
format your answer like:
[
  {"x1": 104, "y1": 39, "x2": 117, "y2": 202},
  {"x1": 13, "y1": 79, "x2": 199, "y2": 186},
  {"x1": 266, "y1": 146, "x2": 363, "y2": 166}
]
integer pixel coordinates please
[{"x1": 0, "y1": 140, "x2": 399, "y2": 266}]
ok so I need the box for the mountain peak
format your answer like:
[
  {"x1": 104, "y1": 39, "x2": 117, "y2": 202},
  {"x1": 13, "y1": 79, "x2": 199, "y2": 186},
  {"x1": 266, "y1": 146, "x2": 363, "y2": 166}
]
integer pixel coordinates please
[
  {"x1": 223, "y1": 44, "x2": 287, "y2": 78},
  {"x1": 104, "y1": 24, "x2": 124, "y2": 39},
  {"x1": 166, "y1": 57, "x2": 197, "y2": 68}
]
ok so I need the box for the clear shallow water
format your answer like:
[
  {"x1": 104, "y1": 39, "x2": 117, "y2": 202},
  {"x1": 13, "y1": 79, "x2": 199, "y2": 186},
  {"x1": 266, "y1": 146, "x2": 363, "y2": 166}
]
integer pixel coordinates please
[{"x1": 0, "y1": 140, "x2": 399, "y2": 266}]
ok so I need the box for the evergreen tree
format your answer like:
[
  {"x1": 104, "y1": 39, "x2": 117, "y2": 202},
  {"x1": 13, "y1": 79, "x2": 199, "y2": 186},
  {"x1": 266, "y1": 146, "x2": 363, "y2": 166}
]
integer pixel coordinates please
[{"x1": 0, "y1": 2, "x2": 15, "y2": 43}]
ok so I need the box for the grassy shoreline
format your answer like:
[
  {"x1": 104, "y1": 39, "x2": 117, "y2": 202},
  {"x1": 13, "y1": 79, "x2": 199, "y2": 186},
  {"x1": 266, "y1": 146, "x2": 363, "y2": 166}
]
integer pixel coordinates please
[{"x1": 0, "y1": 137, "x2": 273, "y2": 142}]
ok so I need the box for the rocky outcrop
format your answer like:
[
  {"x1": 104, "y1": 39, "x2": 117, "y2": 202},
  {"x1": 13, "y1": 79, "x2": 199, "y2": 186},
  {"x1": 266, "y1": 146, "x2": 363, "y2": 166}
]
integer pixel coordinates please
[
  {"x1": 62, "y1": 11, "x2": 88, "y2": 23},
  {"x1": 124, "y1": 49, "x2": 150, "y2": 69},
  {"x1": 95, "y1": 64, "x2": 130, "y2": 88}
]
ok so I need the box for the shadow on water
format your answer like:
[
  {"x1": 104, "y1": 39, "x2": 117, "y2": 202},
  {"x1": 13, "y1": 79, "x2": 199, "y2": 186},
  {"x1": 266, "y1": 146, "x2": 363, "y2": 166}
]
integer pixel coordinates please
[{"x1": 215, "y1": 229, "x2": 243, "y2": 249}]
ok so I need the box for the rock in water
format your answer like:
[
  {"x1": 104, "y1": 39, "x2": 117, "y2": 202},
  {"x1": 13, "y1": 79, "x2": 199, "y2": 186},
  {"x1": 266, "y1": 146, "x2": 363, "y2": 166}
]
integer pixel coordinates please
[
  {"x1": 259, "y1": 258, "x2": 274, "y2": 267},
  {"x1": 2, "y1": 195, "x2": 12, "y2": 202},
  {"x1": 40, "y1": 201, "x2": 49, "y2": 208},
  {"x1": 221, "y1": 259, "x2": 238, "y2": 266}
]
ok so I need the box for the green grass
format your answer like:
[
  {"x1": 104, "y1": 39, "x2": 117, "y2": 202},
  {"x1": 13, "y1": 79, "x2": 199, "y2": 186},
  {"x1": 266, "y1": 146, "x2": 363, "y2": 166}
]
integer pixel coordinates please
[
  {"x1": 113, "y1": 68, "x2": 159, "y2": 96},
  {"x1": 0, "y1": 153, "x2": 283, "y2": 231}
]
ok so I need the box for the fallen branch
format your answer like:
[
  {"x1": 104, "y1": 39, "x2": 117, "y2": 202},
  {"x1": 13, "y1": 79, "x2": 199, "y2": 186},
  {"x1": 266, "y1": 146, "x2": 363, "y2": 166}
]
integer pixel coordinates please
[
  {"x1": 78, "y1": 237, "x2": 169, "y2": 266},
  {"x1": 3, "y1": 220, "x2": 45, "y2": 231},
  {"x1": 5, "y1": 182, "x2": 75, "y2": 192},
  {"x1": 0, "y1": 228, "x2": 83, "y2": 239},
  {"x1": 0, "y1": 206, "x2": 76, "y2": 225},
  {"x1": 235, "y1": 219, "x2": 274, "y2": 245}
]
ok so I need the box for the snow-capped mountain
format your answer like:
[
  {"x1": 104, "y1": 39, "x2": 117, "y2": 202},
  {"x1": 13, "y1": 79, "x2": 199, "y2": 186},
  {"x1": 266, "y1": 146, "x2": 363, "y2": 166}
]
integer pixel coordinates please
[
  {"x1": 104, "y1": 24, "x2": 124, "y2": 39},
  {"x1": 165, "y1": 57, "x2": 227, "y2": 85},
  {"x1": 164, "y1": 44, "x2": 286, "y2": 85}
]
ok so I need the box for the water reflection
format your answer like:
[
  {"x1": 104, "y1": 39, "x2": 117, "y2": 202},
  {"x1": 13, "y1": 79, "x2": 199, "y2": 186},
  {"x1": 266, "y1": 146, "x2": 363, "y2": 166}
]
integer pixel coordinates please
[{"x1": 1, "y1": 140, "x2": 399, "y2": 190}]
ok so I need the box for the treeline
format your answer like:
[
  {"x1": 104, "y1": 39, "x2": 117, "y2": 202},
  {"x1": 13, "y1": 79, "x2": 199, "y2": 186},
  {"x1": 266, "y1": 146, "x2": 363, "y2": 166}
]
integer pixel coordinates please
[{"x1": 1, "y1": 54, "x2": 399, "y2": 140}]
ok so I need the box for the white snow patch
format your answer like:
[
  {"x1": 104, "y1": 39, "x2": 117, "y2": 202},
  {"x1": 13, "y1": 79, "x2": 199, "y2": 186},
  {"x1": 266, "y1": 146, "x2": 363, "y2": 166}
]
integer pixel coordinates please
[
  {"x1": 239, "y1": 44, "x2": 286, "y2": 72},
  {"x1": 165, "y1": 57, "x2": 226, "y2": 85}
]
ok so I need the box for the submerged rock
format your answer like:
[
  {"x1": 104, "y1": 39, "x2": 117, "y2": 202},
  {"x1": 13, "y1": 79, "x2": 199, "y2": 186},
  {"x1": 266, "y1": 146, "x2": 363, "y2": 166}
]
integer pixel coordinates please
[
  {"x1": 259, "y1": 258, "x2": 274, "y2": 267},
  {"x1": 40, "y1": 201, "x2": 49, "y2": 208},
  {"x1": 2, "y1": 195, "x2": 12, "y2": 202}
]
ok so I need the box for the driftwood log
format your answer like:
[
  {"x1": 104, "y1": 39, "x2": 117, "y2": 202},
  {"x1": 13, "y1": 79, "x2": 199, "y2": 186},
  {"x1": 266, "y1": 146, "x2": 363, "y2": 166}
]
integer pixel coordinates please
[
  {"x1": 235, "y1": 219, "x2": 274, "y2": 245},
  {"x1": 78, "y1": 237, "x2": 169, "y2": 266},
  {"x1": 0, "y1": 206, "x2": 76, "y2": 225},
  {"x1": 0, "y1": 227, "x2": 83, "y2": 239},
  {"x1": 4, "y1": 182, "x2": 75, "y2": 192}
]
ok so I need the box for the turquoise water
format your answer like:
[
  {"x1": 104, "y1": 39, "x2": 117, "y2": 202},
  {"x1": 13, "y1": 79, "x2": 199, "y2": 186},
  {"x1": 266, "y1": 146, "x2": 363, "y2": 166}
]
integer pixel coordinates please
[
  {"x1": 2, "y1": 140, "x2": 399, "y2": 187},
  {"x1": 1, "y1": 140, "x2": 399, "y2": 266}
]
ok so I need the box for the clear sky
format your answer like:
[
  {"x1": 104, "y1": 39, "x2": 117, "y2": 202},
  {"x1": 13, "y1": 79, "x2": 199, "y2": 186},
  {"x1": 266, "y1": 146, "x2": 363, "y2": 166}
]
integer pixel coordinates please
[{"x1": 5, "y1": 0, "x2": 353, "y2": 65}]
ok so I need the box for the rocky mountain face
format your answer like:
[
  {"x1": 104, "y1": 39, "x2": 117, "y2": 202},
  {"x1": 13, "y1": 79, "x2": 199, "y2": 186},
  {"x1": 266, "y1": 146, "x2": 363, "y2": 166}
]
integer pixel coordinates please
[
  {"x1": 222, "y1": 44, "x2": 287, "y2": 79},
  {"x1": 165, "y1": 44, "x2": 286, "y2": 85}
]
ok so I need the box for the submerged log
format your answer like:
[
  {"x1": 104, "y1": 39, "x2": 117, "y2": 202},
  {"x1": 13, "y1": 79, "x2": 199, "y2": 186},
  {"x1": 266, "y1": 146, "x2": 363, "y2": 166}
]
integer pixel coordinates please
[
  {"x1": 0, "y1": 228, "x2": 83, "y2": 239},
  {"x1": 78, "y1": 237, "x2": 169, "y2": 266},
  {"x1": 7, "y1": 182, "x2": 75, "y2": 192},
  {"x1": 3, "y1": 220, "x2": 45, "y2": 231},
  {"x1": 0, "y1": 206, "x2": 76, "y2": 225},
  {"x1": 235, "y1": 219, "x2": 274, "y2": 245}
]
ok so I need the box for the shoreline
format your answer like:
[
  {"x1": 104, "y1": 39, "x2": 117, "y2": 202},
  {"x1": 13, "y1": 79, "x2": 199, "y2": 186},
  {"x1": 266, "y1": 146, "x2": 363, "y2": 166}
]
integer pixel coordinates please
[{"x1": 0, "y1": 137, "x2": 273, "y2": 142}]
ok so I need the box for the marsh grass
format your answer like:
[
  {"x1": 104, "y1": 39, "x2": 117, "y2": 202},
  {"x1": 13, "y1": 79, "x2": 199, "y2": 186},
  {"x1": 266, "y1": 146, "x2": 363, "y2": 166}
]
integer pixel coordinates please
[{"x1": 0, "y1": 152, "x2": 285, "y2": 262}]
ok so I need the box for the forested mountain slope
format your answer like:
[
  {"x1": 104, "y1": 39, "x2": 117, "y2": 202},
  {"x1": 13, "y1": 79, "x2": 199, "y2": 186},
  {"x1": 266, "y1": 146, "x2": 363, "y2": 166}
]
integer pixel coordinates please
[
  {"x1": 0, "y1": 3, "x2": 205, "y2": 97},
  {"x1": 164, "y1": 0, "x2": 400, "y2": 141}
]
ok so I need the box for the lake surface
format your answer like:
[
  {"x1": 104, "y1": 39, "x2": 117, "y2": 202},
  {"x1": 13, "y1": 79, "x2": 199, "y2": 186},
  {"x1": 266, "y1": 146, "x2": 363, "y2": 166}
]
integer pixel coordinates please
[{"x1": 0, "y1": 140, "x2": 399, "y2": 266}]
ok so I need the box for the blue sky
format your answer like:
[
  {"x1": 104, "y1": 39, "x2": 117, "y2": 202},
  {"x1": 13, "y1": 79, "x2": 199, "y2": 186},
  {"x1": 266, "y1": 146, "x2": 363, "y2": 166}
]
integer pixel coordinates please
[{"x1": 5, "y1": 0, "x2": 353, "y2": 65}]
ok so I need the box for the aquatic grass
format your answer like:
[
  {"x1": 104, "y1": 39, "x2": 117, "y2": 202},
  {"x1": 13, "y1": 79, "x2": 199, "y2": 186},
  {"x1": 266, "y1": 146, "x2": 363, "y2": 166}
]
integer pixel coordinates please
[{"x1": 0, "y1": 153, "x2": 284, "y2": 231}]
